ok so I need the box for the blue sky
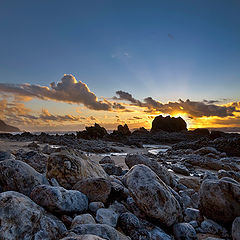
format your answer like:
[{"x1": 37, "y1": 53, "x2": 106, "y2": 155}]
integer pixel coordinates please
[{"x1": 0, "y1": 0, "x2": 240, "y2": 130}]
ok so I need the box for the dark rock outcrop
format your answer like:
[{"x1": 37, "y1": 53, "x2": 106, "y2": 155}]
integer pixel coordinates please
[
  {"x1": 77, "y1": 124, "x2": 108, "y2": 140},
  {"x1": 0, "y1": 119, "x2": 20, "y2": 132},
  {"x1": 151, "y1": 115, "x2": 187, "y2": 132}
]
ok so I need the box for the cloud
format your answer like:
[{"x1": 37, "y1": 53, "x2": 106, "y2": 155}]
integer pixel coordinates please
[
  {"x1": 39, "y1": 109, "x2": 83, "y2": 122},
  {"x1": 113, "y1": 90, "x2": 143, "y2": 106},
  {"x1": 114, "y1": 90, "x2": 240, "y2": 118},
  {"x1": 0, "y1": 74, "x2": 111, "y2": 111}
]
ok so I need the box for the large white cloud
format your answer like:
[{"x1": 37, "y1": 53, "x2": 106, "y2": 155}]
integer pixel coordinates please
[{"x1": 0, "y1": 74, "x2": 111, "y2": 111}]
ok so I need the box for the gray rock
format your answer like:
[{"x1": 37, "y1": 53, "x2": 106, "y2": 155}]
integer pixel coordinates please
[
  {"x1": 125, "y1": 154, "x2": 175, "y2": 187},
  {"x1": 218, "y1": 169, "x2": 240, "y2": 183},
  {"x1": 123, "y1": 164, "x2": 182, "y2": 226},
  {"x1": 184, "y1": 208, "x2": 202, "y2": 223},
  {"x1": 89, "y1": 202, "x2": 105, "y2": 213},
  {"x1": 232, "y1": 217, "x2": 240, "y2": 240},
  {"x1": 71, "y1": 214, "x2": 96, "y2": 228},
  {"x1": 0, "y1": 191, "x2": 67, "y2": 240},
  {"x1": 199, "y1": 178, "x2": 240, "y2": 224},
  {"x1": 173, "y1": 223, "x2": 197, "y2": 240},
  {"x1": 30, "y1": 184, "x2": 88, "y2": 214},
  {"x1": 0, "y1": 159, "x2": 49, "y2": 197},
  {"x1": 200, "y1": 219, "x2": 229, "y2": 238},
  {"x1": 71, "y1": 224, "x2": 130, "y2": 240},
  {"x1": 172, "y1": 163, "x2": 190, "y2": 176},
  {"x1": 95, "y1": 208, "x2": 119, "y2": 227},
  {"x1": 99, "y1": 156, "x2": 115, "y2": 165},
  {"x1": 73, "y1": 178, "x2": 111, "y2": 204},
  {"x1": 101, "y1": 163, "x2": 122, "y2": 176}
]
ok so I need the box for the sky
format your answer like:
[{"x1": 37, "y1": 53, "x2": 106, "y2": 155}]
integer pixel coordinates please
[{"x1": 0, "y1": 0, "x2": 240, "y2": 131}]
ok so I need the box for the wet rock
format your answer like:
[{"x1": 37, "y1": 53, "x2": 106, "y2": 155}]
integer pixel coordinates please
[
  {"x1": 96, "y1": 208, "x2": 119, "y2": 227},
  {"x1": 47, "y1": 150, "x2": 108, "y2": 189},
  {"x1": 0, "y1": 159, "x2": 49, "y2": 197},
  {"x1": 200, "y1": 219, "x2": 229, "y2": 238},
  {"x1": 0, "y1": 191, "x2": 67, "y2": 240},
  {"x1": 89, "y1": 202, "x2": 105, "y2": 213},
  {"x1": 125, "y1": 154, "x2": 175, "y2": 187},
  {"x1": 71, "y1": 214, "x2": 96, "y2": 228},
  {"x1": 123, "y1": 164, "x2": 182, "y2": 226},
  {"x1": 30, "y1": 185, "x2": 88, "y2": 214},
  {"x1": 73, "y1": 178, "x2": 111, "y2": 204},
  {"x1": 173, "y1": 223, "x2": 197, "y2": 240},
  {"x1": 232, "y1": 217, "x2": 240, "y2": 240},
  {"x1": 71, "y1": 224, "x2": 130, "y2": 240},
  {"x1": 199, "y1": 178, "x2": 240, "y2": 224},
  {"x1": 151, "y1": 115, "x2": 187, "y2": 132},
  {"x1": 99, "y1": 156, "x2": 115, "y2": 165}
]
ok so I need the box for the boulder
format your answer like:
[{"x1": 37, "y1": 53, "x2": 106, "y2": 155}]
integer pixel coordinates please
[
  {"x1": 99, "y1": 156, "x2": 115, "y2": 165},
  {"x1": 89, "y1": 202, "x2": 105, "y2": 213},
  {"x1": 16, "y1": 150, "x2": 48, "y2": 173},
  {"x1": 123, "y1": 164, "x2": 182, "y2": 226},
  {"x1": 96, "y1": 208, "x2": 119, "y2": 227},
  {"x1": 71, "y1": 224, "x2": 130, "y2": 240},
  {"x1": 172, "y1": 163, "x2": 190, "y2": 176},
  {"x1": 184, "y1": 208, "x2": 202, "y2": 223},
  {"x1": 232, "y1": 217, "x2": 240, "y2": 240},
  {"x1": 151, "y1": 115, "x2": 187, "y2": 132},
  {"x1": 47, "y1": 150, "x2": 108, "y2": 189},
  {"x1": 125, "y1": 154, "x2": 175, "y2": 187},
  {"x1": 0, "y1": 191, "x2": 66, "y2": 240},
  {"x1": 173, "y1": 223, "x2": 197, "y2": 240},
  {"x1": 179, "y1": 176, "x2": 201, "y2": 192},
  {"x1": 73, "y1": 178, "x2": 111, "y2": 204},
  {"x1": 200, "y1": 219, "x2": 229, "y2": 238},
  {"x1": 0, "y1": 159, "x2": 49, "y2": 197},
  {"x1": 71, "y1": 214, "x2": 96, "y2": 228},
  {"x1": 199, "y1": 178, "x2": 240, "y2": 224},
  {"x1": 0, "y1": 151, "x2": 15, "y2": 161},
  {"x1": 30, "y1": 185, "x2": 88, "y2": 214},
  {"x1": 101, "y1": 163, "x2": 122, "y2": 176}
]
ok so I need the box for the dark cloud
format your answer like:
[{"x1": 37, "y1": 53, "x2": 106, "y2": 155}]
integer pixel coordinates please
[
  {"x1": 0, "y1": 74, "x2": 111, "y2": 111},
  {"x1": 113, "y1": 90, "x2": 143, "y2": 107},
  {"x1": 114, "y1": 90, "x2": 240, "y2": 118}
]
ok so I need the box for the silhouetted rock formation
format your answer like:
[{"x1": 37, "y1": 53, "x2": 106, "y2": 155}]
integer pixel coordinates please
[
  {"x1": 0, "y1": 120, "x2": 20, "y2": 132},
  {"x1": 151, "y1": 115, "x2": 187, "y2": 132},
  {"x1": 76, "y1": 123, "x2": 108, "y2": 139},
  {"x1": 112, "y1": 124, "x2": 131, "y2": 137}
]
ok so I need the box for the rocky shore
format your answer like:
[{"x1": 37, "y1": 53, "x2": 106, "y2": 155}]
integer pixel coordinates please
[{"x1": 0, "y1": 116, "x2": 239, "y2": 240}]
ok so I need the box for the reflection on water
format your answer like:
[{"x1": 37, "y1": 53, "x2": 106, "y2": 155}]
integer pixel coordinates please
[{"x1": 143, "y1": 144, "x2": 171, "y2": 155}]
